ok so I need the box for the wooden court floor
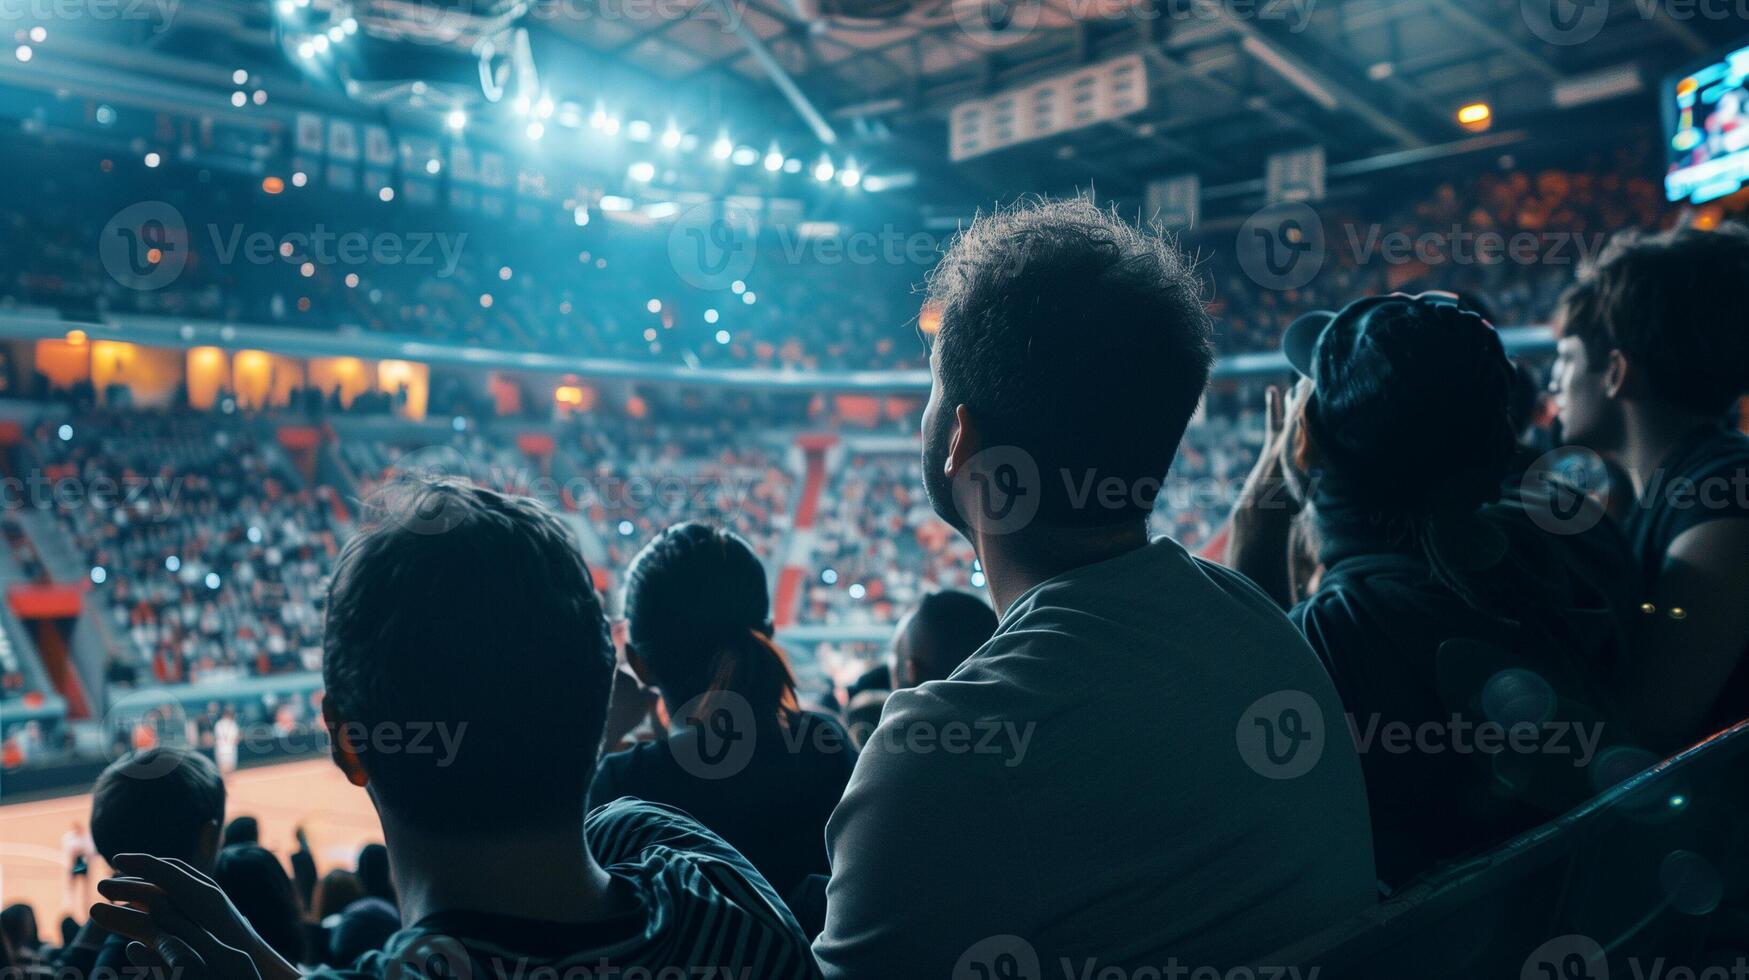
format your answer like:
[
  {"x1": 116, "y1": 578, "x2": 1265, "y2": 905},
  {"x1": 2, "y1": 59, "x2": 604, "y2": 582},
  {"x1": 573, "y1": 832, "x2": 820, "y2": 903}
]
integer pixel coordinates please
[{"x1": 1, "y1": 758, "x2": 382, "y2": 922}]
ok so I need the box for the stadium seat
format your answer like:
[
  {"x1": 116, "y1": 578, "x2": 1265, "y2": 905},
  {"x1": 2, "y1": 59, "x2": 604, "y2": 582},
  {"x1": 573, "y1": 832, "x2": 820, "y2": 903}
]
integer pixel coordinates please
[{"x1": 1258, "y1": 720, "x2": 1749, "y2": 979}]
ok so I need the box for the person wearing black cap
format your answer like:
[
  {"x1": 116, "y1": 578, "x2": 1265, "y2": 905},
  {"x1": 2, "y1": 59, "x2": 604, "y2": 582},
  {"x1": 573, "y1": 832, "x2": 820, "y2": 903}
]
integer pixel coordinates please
[
  {"x1": 1228, "y1": 291, "x2": 1638, "y2": 889},
  {"x1": 1550, "y1": 225, "x2": 1749, "y2": 752}
]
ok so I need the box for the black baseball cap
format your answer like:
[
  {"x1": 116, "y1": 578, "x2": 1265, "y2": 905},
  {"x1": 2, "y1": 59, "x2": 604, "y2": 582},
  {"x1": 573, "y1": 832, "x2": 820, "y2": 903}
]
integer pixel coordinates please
[{"x1": 1280, "y1": 291, "x2": 1517, "y2": 513}]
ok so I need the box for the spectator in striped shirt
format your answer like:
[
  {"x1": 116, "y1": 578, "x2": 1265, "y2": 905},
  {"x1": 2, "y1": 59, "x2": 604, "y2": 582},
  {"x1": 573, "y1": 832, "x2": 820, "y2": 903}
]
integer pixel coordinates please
[{"x1": 90, "y1": 479, "x2": 820, "y2": 980}]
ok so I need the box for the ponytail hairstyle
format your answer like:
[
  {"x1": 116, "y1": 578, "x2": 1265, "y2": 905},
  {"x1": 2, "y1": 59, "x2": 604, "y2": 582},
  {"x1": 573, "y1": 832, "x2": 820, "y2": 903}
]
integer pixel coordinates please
[{"x1": 623, "y1": 523, "x2": 799, "y2": 729}]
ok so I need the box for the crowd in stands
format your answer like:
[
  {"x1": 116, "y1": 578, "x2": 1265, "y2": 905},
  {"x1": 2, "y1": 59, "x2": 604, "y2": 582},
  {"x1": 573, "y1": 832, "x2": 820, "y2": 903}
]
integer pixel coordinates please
[
  {"x1": 35, "y1": 413, "x2": 340, "y2": 684},
  {"x1": 1, "y1": 168, "x2": 1748, "y2": 979}
]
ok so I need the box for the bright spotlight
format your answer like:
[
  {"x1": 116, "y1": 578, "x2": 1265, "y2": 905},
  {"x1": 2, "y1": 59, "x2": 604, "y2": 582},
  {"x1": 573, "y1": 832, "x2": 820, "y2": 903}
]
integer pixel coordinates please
[
  {"x1": 296, "y1": 40, "x2": 315, "y2": 59},
  {"x1": 711, "y1": 136, "x2": 733, "y2": 160},
  {"x1": 764, "y1": 150, "x2": 784, "y2": 172},
  {"x1": 526, "y1": 121, "x2": 545, "y2": 141},
  {"x1": 446, "y1": 109, "x2": 467, "y2": 131},
  {"x1": 626, "y1": 119, "x2": 653, "y2": 141},
  {"x1": 144, "y1": 151, "x2": 161, "y2": 168},
  {"x1": 628, "y1": 161, "x2": 656, "y2": 182},
  {"x1": 704, "y1": 308, "x2": 719, "y2": 323},
  {"x1": 813, "y1": 158, "x2": 835, "y2": 182},
  {"x1": 15, "y1": 44, "x2": 32, "y2": 62},
  {"x1": 602, "y1": 116, "x2": 621, "y2": 136},
  {"x1": 311, "y1": 33, "x2": 329, "y2": 53},
  {"x1": 661, "y1": 126, "x2": 683, "y2": 149},
  {"x1": 715, "y1": 329, "x2": 731, "y2": 345},
  {"x1": 646, "y1": 298, "x2": 662, "y2": 313},
  {"x1": 839, "y1": 167, "x2": 862, "y2": 187},
  {"x1": 535, "y1": 95, "x2": 555, "y2": 118},
  {"x1": 232, "y1": 68, "x2": 247, "y2": 84}
]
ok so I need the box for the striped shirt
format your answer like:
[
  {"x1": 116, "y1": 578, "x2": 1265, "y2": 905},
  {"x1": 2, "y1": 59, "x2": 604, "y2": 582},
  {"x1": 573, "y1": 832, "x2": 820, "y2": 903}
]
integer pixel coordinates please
[{"x1": 313, "y1": 800, "x2": 820, "y2": 980}]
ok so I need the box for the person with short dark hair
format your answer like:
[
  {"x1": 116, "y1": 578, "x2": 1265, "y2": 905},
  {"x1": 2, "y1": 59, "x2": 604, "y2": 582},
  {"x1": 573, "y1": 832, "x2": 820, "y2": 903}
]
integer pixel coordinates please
[
  {"x1": 1228, "y1": 292, "x2": 1637, "y2": 887},
  {"x1": 592, "y1": 522, "x2": 855, "y2": 904},
  {"x1": 351, "y1": 844, "x2": 393, "y2": 907},
  {"x1": 213, "y1": 845, "x2": 305, "y2": 966},
  {"x1": 93, "y1": 480, "x2": 819, "y2": 980},
  {"x1": 1550, "y1": 224, "x2": 1749, "y2": 749},
  {"x1": 70, "y1": 747, "x2": 227, "y2": 979},
  {"x1": 888, "y1": 589, "x2": 997, "y2": 689},
  {"x1": 222, "y1": 816, "x2": 259, "y2": 849},
  {"x1": 814, "y1": 200, "x2": 1375, "y2": 979},
  {"x1": 90, "y1": 747, "x2": 226, "y2": 869}
]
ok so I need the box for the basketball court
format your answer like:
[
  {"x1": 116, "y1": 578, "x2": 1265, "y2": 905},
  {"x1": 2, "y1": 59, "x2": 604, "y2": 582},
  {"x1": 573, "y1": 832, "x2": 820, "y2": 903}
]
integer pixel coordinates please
[{"x1": 0, "y1": 759, "x2": 381, "y2": 921}]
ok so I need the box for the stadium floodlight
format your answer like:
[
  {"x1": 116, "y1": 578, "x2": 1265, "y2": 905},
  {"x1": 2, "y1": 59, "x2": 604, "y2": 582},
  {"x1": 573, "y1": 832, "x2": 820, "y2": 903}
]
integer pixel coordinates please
[
  {"x1": 784, "y1": 158, "x2": 803, "y2": 174},
  {"x1": 311, "y1": 33, "x2": 329, "y2": 53},
  {"x1": 711, "y1": 135, "x2": 734, "y2": 160},
  {"x1": 813, "y1": 157, "x2": 835, "y2": 182},
  {"x1": 446, "y1": 109, "x2": 467, "y2": 131},
  {"x1": 628, "y1": 161, "x2": 655, "y2": 182},
  {"x1": 731, "y1": 146, "x2": 758, "y2": 166},
  {"x1": 232, "y1": 68, "x2": 248, "y2": 84},
  {"x1": 704, "y1": 308, "x2": 719, "y2": 323},
  {"x1": 590, "y1": 105, "x2": 608, "y2": 130},
  {"x1": 599, "y1": 195, "x2": 634, "y2": 211},
  {"x1": 535, "y1": 95, "x2": 555, "y2": 118},
  {"x1": 296, "y1": 40, "x2": 315, "y2": 59},
  {"x1": 838, "y1": 165, "x2": 862, "y2": 188},
  {"x1": 646, "y1": 298, "x2": 662, "y2": 313},
  {"x1": 627, "y1": 119, "x2": 653, "y2": 142},
  {"x1": 328, "y1": 25, "x2": 345, "y2": 42},
  {"x1": 602, "y1": 116, "x2": 621, "y2": 136},
  {"x1": 764, "y1": 149, "x2": 784, "y2": 172},
  {"x1": 661, "y1": 125, "x2": 683, "y2": 149},
  {"x1": 526, "y1": 121, "x2": 545, "y2": 141},
  {"x1": 715, "y1": 329, "x2": 731, "y2": 344}
]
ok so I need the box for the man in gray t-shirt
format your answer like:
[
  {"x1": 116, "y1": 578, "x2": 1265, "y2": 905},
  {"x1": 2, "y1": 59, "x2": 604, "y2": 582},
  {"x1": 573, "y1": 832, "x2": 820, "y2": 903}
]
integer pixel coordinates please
[{"x1": 814, "y1": 200, "x2": 1375, "y2": 979}]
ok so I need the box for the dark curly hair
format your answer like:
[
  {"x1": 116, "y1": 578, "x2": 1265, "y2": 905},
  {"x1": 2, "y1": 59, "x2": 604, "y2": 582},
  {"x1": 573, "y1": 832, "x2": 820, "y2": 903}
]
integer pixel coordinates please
[{"x1": 924, "y1": 197, "x2": 1215, "y2": 525}]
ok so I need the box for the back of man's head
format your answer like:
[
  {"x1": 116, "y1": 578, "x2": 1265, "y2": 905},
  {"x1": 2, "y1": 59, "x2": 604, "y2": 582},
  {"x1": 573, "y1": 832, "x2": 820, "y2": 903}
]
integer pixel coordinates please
[
  {"x1": 923, "y1": 198, "x2": 1214, "y2": 528},
  {"x1": 90, "y1": 747, "x2": 225, "y2": 868},
  {"x1": 1558, "y1": 223, "x2": 1749, "y2": 417},
  {"x1": 322, "y1": 479, "x2": 612, "y2": 837},
  {"x1": 893, "y1": 590, "x2": 999, "y2": 687}
]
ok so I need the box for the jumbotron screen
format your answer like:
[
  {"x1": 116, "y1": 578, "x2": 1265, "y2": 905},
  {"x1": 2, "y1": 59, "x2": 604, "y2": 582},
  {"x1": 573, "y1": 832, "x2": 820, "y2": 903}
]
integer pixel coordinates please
[{"x1": 1665, "y1": 39, "x2": 1749, "y2": 204}]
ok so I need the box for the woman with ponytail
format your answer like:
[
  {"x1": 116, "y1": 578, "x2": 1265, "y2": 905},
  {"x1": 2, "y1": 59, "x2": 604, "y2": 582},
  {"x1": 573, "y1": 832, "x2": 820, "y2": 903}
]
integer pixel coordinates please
[
  {"x1": 1226, "y1": 292, "x2": 1639, "y2": 890},
  {"x1": 590, "y1": 522, "x2": 856, "y2": 903}
]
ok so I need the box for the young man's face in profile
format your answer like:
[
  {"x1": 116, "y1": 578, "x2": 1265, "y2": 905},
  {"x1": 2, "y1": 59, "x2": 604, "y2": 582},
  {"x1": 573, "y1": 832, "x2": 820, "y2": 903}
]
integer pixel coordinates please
[
  {"x1": 921, "y1": 338, "x2": 966, "y2": 535},
  {"x1": 1550, "y1": 334, "x2": 1618, "y2": 451}
]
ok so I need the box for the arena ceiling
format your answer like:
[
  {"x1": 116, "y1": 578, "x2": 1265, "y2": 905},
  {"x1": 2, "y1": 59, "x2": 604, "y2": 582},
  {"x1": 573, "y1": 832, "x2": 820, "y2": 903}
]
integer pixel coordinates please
[{"x1": 12, "y1": 0, "x2": 1741, "y2": 197}]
